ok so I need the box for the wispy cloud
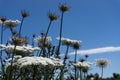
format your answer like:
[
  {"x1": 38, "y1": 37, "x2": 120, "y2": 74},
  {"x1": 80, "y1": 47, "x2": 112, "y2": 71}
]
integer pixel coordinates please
[{"x1": 69, "y1": 46, "x2": 120, "y2": 55}]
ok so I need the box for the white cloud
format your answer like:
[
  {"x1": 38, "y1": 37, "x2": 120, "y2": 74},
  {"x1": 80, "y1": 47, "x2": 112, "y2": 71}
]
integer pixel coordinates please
[{"x1": 69, "y1": 46, "x2": 120, "y2": 55}]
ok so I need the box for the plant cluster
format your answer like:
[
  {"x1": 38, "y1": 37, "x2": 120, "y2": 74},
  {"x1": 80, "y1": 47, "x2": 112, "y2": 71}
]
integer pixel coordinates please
[{"x1": 0, "y1": 3, "x2": 110, "y2": 80}]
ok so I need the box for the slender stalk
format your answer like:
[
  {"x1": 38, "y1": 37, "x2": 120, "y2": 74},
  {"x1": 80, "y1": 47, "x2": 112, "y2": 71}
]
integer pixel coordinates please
[
  {"x1": 43, "y1": 20, "x2": 52, "y2": 57},
  {"x1": 63, "y1": 46, "x2": 69, "y2": 64},
  {"x1": 0, "y1": 22, "x2": 5, "y2": 79},
  {"x1": 9, "y1": 45, "x2": 16, "y2": 80},
  {"x1": 74, "y1": 50, "x2": 77, "y2": 80},
  {"x1": 60, "y1": 46, "x2": 69, "y2": 80},
  {"x1": 44, "y1": 20, "x2": 52, "y2": 43},
  {"x1": 80, "y1": 69, "x2": 82, "y2": 80},
  {"x1": 57, "y1": 12, "x2": 64, "y2": 56},
  {"x1": 19, "y1": 17, "x2": 24, "y2": 37},
  {"x1": 101, "y1": 66, "x2": 103, "y2": 79}
]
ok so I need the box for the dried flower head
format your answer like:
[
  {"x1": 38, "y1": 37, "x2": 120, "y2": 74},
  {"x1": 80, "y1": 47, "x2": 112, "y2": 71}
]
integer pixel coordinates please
[
  {"x1": 85, "y1": 54, "x2": 89, "y2": 58},
  {"x1": 34, "y1": 36, "x2": 52, "y2": 47},
  {"x1": 58, "y1": 4, "x2": 69, "y2": 12},
  {"x1": 71, "y1": 40, "x2": 80, "y2": 50},
  {"x1": 12, "y1": 36, "x2": 27, "y2": 46},
  {"x1": 21, "y1": 10, "x2": 29, "y2": 18},
  {"x1": 79, "y1": 58, "x2": 85, "y2": 62},
  {"x1": 0, "y1": 17, "x2": 6, "y2": 22},
  {"x1": 95, "y1": 58, "x2": 109, "y2": 68},
  {"x1": 48, "y1": 12, "x2": 58, "y2": 21}
]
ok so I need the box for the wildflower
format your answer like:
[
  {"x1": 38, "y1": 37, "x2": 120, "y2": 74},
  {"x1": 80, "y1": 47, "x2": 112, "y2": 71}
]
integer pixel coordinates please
[
  {"x1": 56, "y1": 37, "x2": 81, "y2": 47},
  {"x1": 71, "y1": 40, "x2": 80, "y2": 50},
  {"x1": 0, "y1": 44, "x2": 40, "y2": 56},
  {"x1": 35, "y1": 36, "x2": 52, "y2": 47},
  {"x1": 12, "y1": 36, "x2": 27, "y2": 46},
  {"x1": 3, "y1": 19, "x2": 20, "y2": 27},
  {"x1": 95, "y1": 58, "x2": 109, "y2": 79},
  {"x1": 58, "y1": 3, "x2": 69, "y2": 13},
  {"x1": 6, "y1": 56, "x2": 63, "y2": 68},
  {"x1": 21, "y1": 10, "x2": 29, "y2": 18},
  {"x1": 95, "y1": 58, "x2": 109, "y2": 68},
  {"x1": 73, "y1": 61, "x2": 92, "y2": 68},
  {"x1": 0, "y1": 17, "x2": 6, "y2": 22},
  {"x1": 48, "y1": 12, "x2": 58, "y2": 21}
]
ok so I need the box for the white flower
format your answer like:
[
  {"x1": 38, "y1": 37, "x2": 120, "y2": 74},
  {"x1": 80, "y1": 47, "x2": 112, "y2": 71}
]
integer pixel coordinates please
[
  {"x1": 0, "y1": 44, "x2": 40, "y2": 55},
  {"x1": 95, "y1": 58, "x2": 109, "y2": 68},
  {"x1": 73, "y1": 61, "x2": 92, "y2": 68},
  {"x1": 5, "y1": 55, "x2": 22, "y2": 62},
  {"x1": 0, "y1": 19, "x2": 21, "y2": 27},
  {"x1": 34, "y1": 36, "x2": 52, "y2": 44},
  {"x1": 56, "y1": 37, "x2": 81, "y2": 46},
  {"x1": 9, "y1": 57, "x2": 63, "y2": 68}
]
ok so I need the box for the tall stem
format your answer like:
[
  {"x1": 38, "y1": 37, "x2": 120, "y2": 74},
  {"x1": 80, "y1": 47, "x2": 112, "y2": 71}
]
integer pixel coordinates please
[
  {"x1": 44, "y1": 20, "x2": 52, "y2": 42},
  {"x1": 101, "y1": 66, "x2": 103, "y2": 79},
  {"x1": 60, "y1": 46, "x2": 69, "y2": 80},
  {"x1": 0, "y1": 23, "x2": 5, "y2": 78},
  {"x1": 74, "y1": 50, "x2": 77, "y2": 80},
  {"x1": 9, "y1": 45, "x2": 16, "y2": 80},
  {"x1": 19, "y1": 17, "x2": 24, "y2": 37},
  {"x1": 57, "y1": 12, "x2": 64, "y2": 56},
  {"x1": 80, "y1": 68, "x2": 82, "y2": 80}
]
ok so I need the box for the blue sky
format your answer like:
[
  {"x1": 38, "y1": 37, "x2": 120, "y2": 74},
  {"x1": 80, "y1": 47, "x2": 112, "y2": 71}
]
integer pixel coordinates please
[{"x1": 0, "y1": 0, "x2": 120, "y2": 78}]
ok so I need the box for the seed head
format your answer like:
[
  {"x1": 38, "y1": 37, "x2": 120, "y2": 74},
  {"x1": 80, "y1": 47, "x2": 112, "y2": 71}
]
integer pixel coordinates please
[
  {"x1": 12, "y1": 36, "x2": 27, "y2": 46},
  {"x1": 58, "y1": 4, "x2": 69, "y2": 12},
  {"x1": 0, "y1": 17, "x2": 6, "y2": 22},
  {"x1": 48, "y1": 12, "x2": 58, "y2": 21},
  {"x1": 21, "y1": 10, "x2": 29, "y2": 18}
]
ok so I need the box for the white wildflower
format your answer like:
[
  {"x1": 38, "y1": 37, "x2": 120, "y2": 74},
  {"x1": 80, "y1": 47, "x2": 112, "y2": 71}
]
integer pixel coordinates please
[
  {"x1": 35, "y1": 36, "x2": 52, "y2": 44},
  {"x1": 95, "y1": 58, "x2": 109, "y2": 68},
  {"x1": 73, "y1": 61, "x2": 92, "y2": 68},
  {"x1": 1, "y1": 19, "x2": 21, "y2": 27},
  {"x1": 10, "y1": 57, "x2": 63, "y2": 68},
  {"x1": 0, "y1": 44, "x2": 40, "y2": 55},
  {"x1": 56, "y1": 37, "x2": 81, "y2": 46}
]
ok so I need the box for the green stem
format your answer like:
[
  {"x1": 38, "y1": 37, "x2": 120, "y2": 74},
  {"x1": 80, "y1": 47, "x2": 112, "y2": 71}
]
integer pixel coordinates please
[
  {"x1": 0, "y1": 23, "x2": 5, "y2": 79},
  {"x1": 57, "y1": 12, "x2": 64, "y2": 57},
  {"x1": 60, "y1": 46, "x2": 69, "y2": 80},
  {"x1": 9, "y1": 45, "x2": 16, "y2": 80},
  {"x1": 19, "y1": 17, "x2": 24, "y2": 37},
  {"x1": 101, "y1": 66, "x2": 103, "y2": 79},
  {"x1": 74, "y1": 50, "x2": 77, "y2": 80},
  {"x1": 80, "y1": 68, "x2": 82, "y2": 80}
]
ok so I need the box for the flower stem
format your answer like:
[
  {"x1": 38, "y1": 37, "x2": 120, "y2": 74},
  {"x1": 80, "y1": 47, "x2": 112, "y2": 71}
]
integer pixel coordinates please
[
  {"x1": 101, "y1": 66, "x2": 103, "y2": 79},
  {"x1": 60, "y1": 46, "x2": 69, "y2": 80},
  {"x1": 19, "y1": 17, "x2": 24, "y2": 37},
  {"x1": 9, "y1": 45, "x2": 16, "y2": 80},
  {"x1": 74, "y1": 50, "x2": 77, "y2": 80},
  {"x1": 57, "y1": 12, "x2": 64, "y2": 57},
  {"x1": 0, "y1": 23, "x2": 5, "y2": 79}
]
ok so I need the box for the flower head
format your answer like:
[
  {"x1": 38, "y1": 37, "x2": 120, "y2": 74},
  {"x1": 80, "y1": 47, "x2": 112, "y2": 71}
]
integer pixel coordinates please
[
  {"x1": 56, "y1": 37, "x2": 81, "y2": 47},
  {"x1": 73, "y1": 61, "x2": 92, "y2": 68},
  {"x1": 0, "y1": 17, "x2": 6, "y2": 22},
  {"x1": 21, "y1": 10, "x2": 29, "y2": 18},
  {"x1": 0, "y1": 44, "x2": 40, "y2": 56},
  {"x1": 35, "y1": 36, "x2": 52, "y2": 47},
  {"x1": 3, "y1": 19, "x2": 20, "y2": 27},
  {"x1": 12, "y1": 36, "x2": 27, "y2": 46},
  {"x1": 95, "y1": 58, "x2": 109, "y2": 68},
  {"x1": 71, "y1": 40, "x2": 80, "y2": 50},
  {"x1": 6, "y1": 56, "x2": 63, "y2": 68},
  {"x1": 58, "y1": 4, "x2": 69, "y2": 12},
  {"x1": 48, "y1": 12, "x2": 58, "y2": 21}
]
